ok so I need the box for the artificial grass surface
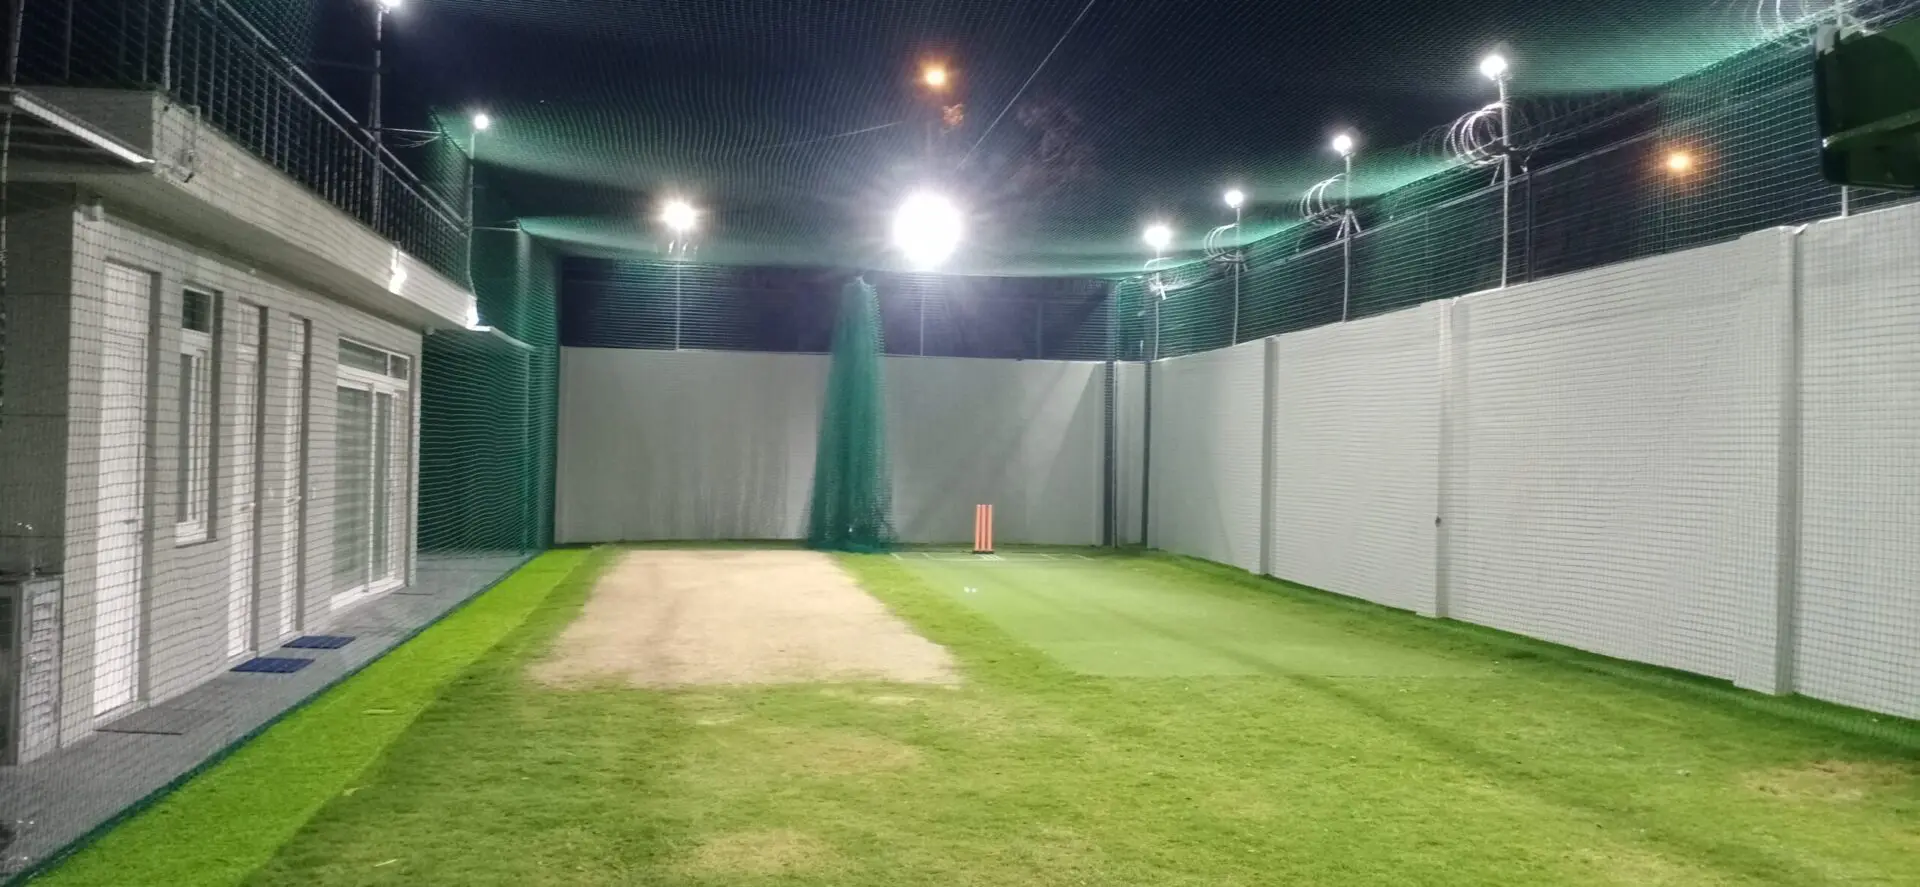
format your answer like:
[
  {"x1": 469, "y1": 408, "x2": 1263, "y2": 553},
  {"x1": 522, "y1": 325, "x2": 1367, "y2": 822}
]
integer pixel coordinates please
[
  {"x1": 901, "y1": 553, "x2": 1482, "y2": 677},
  {"x1": 32, "y1": 549, "x2": 602, "y2": 887},
  {"x1": 42, "y1": 548, "x2": 1920, "y2": 885}
]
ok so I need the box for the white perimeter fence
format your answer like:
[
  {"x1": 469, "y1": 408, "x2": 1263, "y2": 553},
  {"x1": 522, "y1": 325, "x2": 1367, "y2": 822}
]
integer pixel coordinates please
[
  {"x1": 1151, "y1": 202, "x2": 1920, "y2": 720},
  {"x1": 550, "y1": 201, "x2": 1919, "y2": 721}
]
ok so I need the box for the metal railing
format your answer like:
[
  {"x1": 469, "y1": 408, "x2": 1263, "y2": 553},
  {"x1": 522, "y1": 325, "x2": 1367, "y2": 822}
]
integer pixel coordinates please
[{"x1": 13, "y1": 0, "x2": 471, "y2": 284}]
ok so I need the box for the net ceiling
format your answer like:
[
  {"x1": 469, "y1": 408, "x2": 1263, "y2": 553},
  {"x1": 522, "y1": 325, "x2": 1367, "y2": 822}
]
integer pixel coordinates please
[{"x1": 333, "y1": 0, "x2": 1844, "y2": 275}]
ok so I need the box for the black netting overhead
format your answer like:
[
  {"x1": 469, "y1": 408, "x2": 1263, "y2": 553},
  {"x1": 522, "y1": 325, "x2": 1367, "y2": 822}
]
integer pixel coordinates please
[{"x1": 362, "y1": 0, "x2": 1918, "y2": 277}]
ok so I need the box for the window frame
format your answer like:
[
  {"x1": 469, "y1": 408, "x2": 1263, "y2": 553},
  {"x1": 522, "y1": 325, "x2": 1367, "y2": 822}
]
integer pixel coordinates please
[
  {"x1": 331, "y1": 340, "x2": 413, "y2": 610},
  {"x1": 174, "y1": 291, "x2": 218, "y2": 545}
]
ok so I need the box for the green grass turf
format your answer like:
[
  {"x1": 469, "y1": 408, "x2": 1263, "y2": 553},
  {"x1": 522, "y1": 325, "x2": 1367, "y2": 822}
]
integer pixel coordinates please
[
  {"x1": 30, "y1": 549, "x2": 602, "y2": 887},
  {"x1": 39, "y1": 548, "x2": 1920, "y2": 886}
]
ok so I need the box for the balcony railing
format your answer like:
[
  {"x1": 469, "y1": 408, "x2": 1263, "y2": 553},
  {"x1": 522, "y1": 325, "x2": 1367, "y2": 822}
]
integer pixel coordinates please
[{"x1": 13, "y1": 0, "x2": 472, "y2": 285}]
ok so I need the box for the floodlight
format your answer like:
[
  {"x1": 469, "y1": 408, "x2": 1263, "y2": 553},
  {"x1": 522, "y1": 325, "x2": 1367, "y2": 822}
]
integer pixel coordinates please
[
  {"x1": 1666, "y1": 151, "x2": 1693, "y2": 174},
  {"x1": 923, "y1": 65, "x2": 950, "y2": 89},
  {"x1": 472, "y1": 112, "x2": 492, "y2": 132},
  {"x1": 1480, "y1": 53, "x2": 1510, "y2": 81},
  {"x1": 661, "y1": 198, "x2": 699, "y2": 234},
  {"x1": 892, "y1": 191, "x2": 963, "y2": 268},
  {"x1": 1331, "y1": 133, "x2": 1356, "y2": 156},
  {"x1": 377, "y1": 0, "x2": 403, "y2": 10},
  {"x1": 1142, "y1": 223, "x2": 1173, "y2": 251},
  {"x1": 1224, "y1": 189, "x2": 1245, "y2": 210}
]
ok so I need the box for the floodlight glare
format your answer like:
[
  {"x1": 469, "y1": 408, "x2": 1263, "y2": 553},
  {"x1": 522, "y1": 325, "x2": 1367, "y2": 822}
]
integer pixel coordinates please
[
  {"x1": 1142, "y1": 223, "x2": 1173, "y2": 251},
  {"x1": 661, "y1": 198, "x2": 699, "y2": 234},
  {"x1": 1479, "y1": 53, "x2": 1510, "y2": 81},
  {"x1": 1666, "y1": 151, "x2": 1693, "y2": 174},
  {"x1": 1331, "y1": 133, "x2": 1356, "y2": 156},
  {"x1": 923, "y1": 65, "x2": 950, "y2": 89},
  {"x1": 892, "y1": 191, "x2": 963, "y2": 268},
  {"x1": 472, "y1": 112, "x2": 492, "y2": 132},
  {"x1": 1224, "y1": 189, "x2": 1246, "y2": 210},
  {"x1": 377, "y1": 0, "x2": 403, "y2": 10}
]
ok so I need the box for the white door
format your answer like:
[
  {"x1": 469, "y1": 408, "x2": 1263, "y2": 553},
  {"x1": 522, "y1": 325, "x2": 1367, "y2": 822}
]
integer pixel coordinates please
[
  {"x1": 278, "y1": 317, "x2": 310, "y2": 637},
  {"x1": 93, "y1": 263, "x2": 152, "y2": 716},
  {"x1": 226, "y1": 303, "x2": 264, "y2": 658}
]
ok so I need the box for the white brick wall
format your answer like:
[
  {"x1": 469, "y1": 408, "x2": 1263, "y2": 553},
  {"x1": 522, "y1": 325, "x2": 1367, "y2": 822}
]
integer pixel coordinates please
[{"x1": 43, "y1": 202, "x2": 419, "y2": 739}]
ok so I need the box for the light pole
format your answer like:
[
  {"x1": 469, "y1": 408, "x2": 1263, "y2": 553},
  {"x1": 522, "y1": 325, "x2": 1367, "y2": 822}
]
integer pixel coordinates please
[
  {"x1": 465, "y1": 111, "x2": 490, "y2": 293},
  {"x1": 661, "y1": 199, "x2": 699, "y2": 350},
  {"x1": 1143, "y1": 223, "x2": 1172, "y2": 361},
  {"x1": 1331, "y1": 133, "x2": 1357, "y2": 321},
  {"x1": 1480, "y1": 52, "x2": 1514, "y2": 288},
  {"x1": 1223, "y1": 189, "x2": 1245, "y2": 345},
  {"x1": 369, "y1": 0, "x2": 402, "y2": 228},
  {"x1": 919, "y1": 62, "x2": 952, "y2": 162}
]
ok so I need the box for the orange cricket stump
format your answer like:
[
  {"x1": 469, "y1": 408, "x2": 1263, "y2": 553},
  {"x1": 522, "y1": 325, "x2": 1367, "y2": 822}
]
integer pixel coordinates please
[{"x1": 973, "y1": 503, "x2": 994, "y2": 554}]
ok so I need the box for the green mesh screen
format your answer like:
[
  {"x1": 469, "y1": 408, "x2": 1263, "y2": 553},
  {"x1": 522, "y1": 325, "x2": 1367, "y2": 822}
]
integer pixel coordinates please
[
  {"x1": 419, "y1": 223, "x2": 559, "y2": 554},
  {"x1": 805, "y1": 278, "x2": 896, "y2": 552}
]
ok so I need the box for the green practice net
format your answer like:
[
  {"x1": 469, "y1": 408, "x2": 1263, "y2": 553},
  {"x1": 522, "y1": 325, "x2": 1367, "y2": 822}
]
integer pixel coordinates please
[{"x1": 806, "y1": 278, "x2": 896, "y2": 552}]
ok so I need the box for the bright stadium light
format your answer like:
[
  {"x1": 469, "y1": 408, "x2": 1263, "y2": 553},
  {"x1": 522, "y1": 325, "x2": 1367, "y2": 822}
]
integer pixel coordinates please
[
  {"x1": 661, "y1": 198, "x2": 699, "y2": 234},
  {"x1": 472, "y1": 111, "x2": 492, "y2": 132},
  {"x1": 1223, "y1": 188, "x2": 1245, "y2": 210},
  {"x1": 923, "y1": 64, "x2": 950, "y2": 90},
  {"x1": 1331, "y1": 132, "x2": 1356, "y2": 156},
  {"x1": 892, "y1": 190, "x2": 963, "y2": 268},
  {"x1": 1479, "y1": 52, "x2": 1510, "y2": 81},
  {"x1": 1142, "y1": 223, "x2": 1172, "y2": 252},
  {"x1": 1666, "y1": 150, "x2": 1694, "y2": 174},
  {"x1": 377, "y1": 0, "x2": 402, "y2": 10}
]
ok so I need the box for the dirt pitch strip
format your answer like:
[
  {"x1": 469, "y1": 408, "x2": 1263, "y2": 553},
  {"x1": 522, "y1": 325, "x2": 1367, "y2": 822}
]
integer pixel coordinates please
[{"x1": 532, "y1": 549, "x2": 958, "y2": 688}]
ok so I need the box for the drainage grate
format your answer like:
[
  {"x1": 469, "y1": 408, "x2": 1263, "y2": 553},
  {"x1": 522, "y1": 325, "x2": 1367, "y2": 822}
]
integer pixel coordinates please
[
  {"x1": 282, "y1": 635, "x2": 355, "y2": 650},
  {"x1": 230, "y1": 657, "x2": 315, "y2": 674}
]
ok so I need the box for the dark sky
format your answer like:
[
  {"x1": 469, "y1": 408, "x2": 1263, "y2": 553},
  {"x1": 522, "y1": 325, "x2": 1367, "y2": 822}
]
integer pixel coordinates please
[{"x1": 288, "y1": 0, "x2": 1834, "y2": 274}]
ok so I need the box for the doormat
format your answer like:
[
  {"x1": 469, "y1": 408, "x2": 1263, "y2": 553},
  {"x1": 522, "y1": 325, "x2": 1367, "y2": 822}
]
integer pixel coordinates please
[
  {"x1": 98, "y1": 707, "x2": 217, "y2": 736},
  {"x1": 283, "y1": 635, "x2": 355, "y2": 650},
  {"x1": 232, "y1": 657, "x2": 315, "y2": 674}
]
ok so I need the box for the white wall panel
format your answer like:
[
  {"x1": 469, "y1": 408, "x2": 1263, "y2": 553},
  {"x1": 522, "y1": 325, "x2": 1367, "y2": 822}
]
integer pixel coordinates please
[
  {"x1": 1795, "y1": 204, "x2": 1920, "y2": 718},
  {"x1": 1446, "y1": 232, "x2": 1789, "y2": 683},
  {"x1": 555, "y1": 349, "x2": 827, "y2": 542},
  {"x1": 1270, "y1": 303, "x2": 1443, "y2": 614},
  {"x1": 556, "y1": 351, "x2": 1104, "y2": 546},
  {"x1": 1114, "y1": 361, "x2": 1146, "y2": 546},
  {"x1": 1148, "y1": 340, "x2": 1266, "y2": 572},
  {"x1": 887, "y1": 358, "x2": 1104, "y2": 545}
]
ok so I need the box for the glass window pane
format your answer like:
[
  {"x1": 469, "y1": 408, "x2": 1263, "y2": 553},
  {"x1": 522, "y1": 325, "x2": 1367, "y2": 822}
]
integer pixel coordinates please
[
  {"x1": 372, "y1": 393, "x2": 393, "y2": 580},
  {"x1": 182, "y1": 290, "x2": 212, "y2": 332},
  {"x1": 334, "y1": 386, "x2": 374, "y2": 587},
  {"x1": 177, "y1": 354, "x2": 194, "y2": 522},
  {"x1": 339, "y1": 339, "x2": 390, "y2": 375}
]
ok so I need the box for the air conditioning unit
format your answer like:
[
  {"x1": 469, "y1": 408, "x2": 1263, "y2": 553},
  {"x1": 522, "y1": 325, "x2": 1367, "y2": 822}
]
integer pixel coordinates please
[{"x1": 1, "y1": 576, "x2": 61, "y2": 766}]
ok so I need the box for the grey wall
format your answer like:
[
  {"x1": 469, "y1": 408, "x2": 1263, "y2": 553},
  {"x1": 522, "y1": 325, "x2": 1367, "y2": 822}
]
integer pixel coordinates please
[
  {"x1": 1269, "y1": 302, "x2": 1443, "y2": 615},
  {"x1": 45, "y1": 202, "x2": 419, "y2": 741},
  {"x1": 887, "y1": 357, "x2": 1103, "y2": 545},
  {"x1": 1444, "y1": 232, "x2": 1789, "y2": 688},
  {"x1": 555, "y1": 349, "x2": 828, "y2": 543},
  {"x1": 0, "y1": 189, "x2": 79, "y2": 576},
  {"x1": 1794, "y1": 206, "x2": 1920, "y2": 718},
  {"x1": 1135, "y1": 213, "x2": 1920, "y2": 721},
  {"x1": 554, "y1": 349, "x2": 1109, "y2": 545},
  {"x1": 1114, "y1": 361, "x2": 1145, "y2": 546},
  {"x1": 1147, "y1": 340, "x2": 1266, "y2": 572}
]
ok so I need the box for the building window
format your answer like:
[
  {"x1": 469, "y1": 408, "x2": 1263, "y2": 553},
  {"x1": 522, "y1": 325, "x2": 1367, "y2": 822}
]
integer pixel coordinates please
[
  {"x1": 333, "y1": 338, "x2": 411, "y2": 607},
  {"x1": 176, "y1": 290, "x2": 216, "y2": 544}
]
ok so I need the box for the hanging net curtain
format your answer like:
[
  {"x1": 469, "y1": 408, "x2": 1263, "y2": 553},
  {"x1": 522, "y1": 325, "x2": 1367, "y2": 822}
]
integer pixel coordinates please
[{"x1": 806, "y1": 277, "x2": 896, "y2": 551}]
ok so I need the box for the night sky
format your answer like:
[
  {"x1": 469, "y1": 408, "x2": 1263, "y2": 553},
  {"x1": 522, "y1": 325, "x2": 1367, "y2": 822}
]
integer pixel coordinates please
[{"x1": 278, "y1": 0, "x2": 1842, "y2": 274}]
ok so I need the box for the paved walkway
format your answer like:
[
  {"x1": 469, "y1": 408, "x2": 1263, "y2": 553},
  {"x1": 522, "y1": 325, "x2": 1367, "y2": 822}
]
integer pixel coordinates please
[{"x1": 0, "y1": 553, "x2": 532, "y2": 878}]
